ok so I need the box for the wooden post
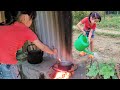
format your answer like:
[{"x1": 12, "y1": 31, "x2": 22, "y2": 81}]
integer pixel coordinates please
[{"x1": 0, "y1": 11, "x2": 5, "y2": 23}]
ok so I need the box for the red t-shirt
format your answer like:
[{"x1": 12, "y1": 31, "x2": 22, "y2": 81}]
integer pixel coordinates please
[
  {"x1": 0, "y1": 22, "x2": 38, "y2": 64},
  {"x1": 81, "y1": 17, "x2": 96, "y2": 30}
]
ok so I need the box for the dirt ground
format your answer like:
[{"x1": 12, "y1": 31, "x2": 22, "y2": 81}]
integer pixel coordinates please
[{"x1": 72, "y1": 30, "x2": 120, "y2": 64}]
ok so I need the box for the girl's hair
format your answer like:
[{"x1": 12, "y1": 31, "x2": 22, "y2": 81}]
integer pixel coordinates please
[
  {"x1": 20, "y1": 11, "x2": 36, "y2": 20},
  {"x1": 88, "y1": 12, "x2": 101, "y2": 22},
  {"x1": 17, "y1": 11, "x2": 37, "y2": 21},
  {"x1": 0, "y1": 11, "x2": 37, "y2": 25}
]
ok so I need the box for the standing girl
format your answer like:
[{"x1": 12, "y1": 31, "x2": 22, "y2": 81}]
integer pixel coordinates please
[{"x1": 76, "y1": 12, "x2": 101, "y2": 58}]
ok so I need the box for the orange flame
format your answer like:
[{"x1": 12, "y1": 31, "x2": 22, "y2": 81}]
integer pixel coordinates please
[{"x1": 54, "y1": 71, "x2": 71, "y2": 79}]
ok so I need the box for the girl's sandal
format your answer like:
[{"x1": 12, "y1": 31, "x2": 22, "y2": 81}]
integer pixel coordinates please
[{"x1": 79, "y1": 51, "x2": 87, "y2": 57}]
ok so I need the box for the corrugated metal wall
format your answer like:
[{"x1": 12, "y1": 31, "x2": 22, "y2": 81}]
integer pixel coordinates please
[{"x1": 34, "y1": 11, "x2": 73, "y2": 61}]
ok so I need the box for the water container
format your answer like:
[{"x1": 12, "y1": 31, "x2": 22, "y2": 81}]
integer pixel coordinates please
[
  {"x1": 74, "y1": 34, "x2": 89, "y2": 51},
  {"x1": 74, "y1": 34, "x2": 94, "y2": 55}
]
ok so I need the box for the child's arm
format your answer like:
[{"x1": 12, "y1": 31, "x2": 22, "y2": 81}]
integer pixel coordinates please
[
  {"x1": 33, "y1": 39, "x2": 57, "y2": 55},
  {"x1": 76, "y1": 21, "x2": 86, "y2": 35}
]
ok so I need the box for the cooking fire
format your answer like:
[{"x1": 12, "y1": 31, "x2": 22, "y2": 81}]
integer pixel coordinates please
[
  {"x1": 54, "y1": 71, "x2": 71, "y2": 79},
  {"x1": 48, "y1": 59, "x2": 78, "y2": 79}
]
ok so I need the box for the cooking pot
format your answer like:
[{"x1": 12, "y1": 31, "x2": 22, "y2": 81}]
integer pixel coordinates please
[
  {"x1": 51, "y1": 60, "x2": 78, "y2": 72},
  {"x1": 27, "y1": 44, "x2": 44, "y2": 64},
  {"x1": 57, "y1": 60, "x2": 74, "y2": 71}
]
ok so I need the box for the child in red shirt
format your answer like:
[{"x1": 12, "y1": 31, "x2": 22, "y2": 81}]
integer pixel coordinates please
[
  {"x1": 0, "y1": 11, "x2": 57, "y2": 79},
  {"x1": 76, "y1": 12, "x2": 101, "y2": 57}
]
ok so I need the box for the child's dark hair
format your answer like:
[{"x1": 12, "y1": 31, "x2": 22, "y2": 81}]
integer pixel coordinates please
[
  {"x1": 20, "y1": 11, "x2": 37, "y2": 20},
  {"x1": 8, "y1": 11, "x2": 37, "y2": 24},
  {"x1": 88, "y1": 12, "x2": 101, "y2": 22}
]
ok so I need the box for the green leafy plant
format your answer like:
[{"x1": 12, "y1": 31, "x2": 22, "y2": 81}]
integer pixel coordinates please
[
  {"x1": 86, "y1": 62, "x2": 99, "y2": 77},
  {"x1": 86, "y1": 61, "x2": 117, "y2": 79},
  {"x1": 99, "y1": 63, "x2": 115, "y2": 79}
]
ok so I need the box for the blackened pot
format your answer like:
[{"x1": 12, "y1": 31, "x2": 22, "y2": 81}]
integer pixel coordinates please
[{"x1": 27, "y1": 44, "x2": 44, "y2": 64}]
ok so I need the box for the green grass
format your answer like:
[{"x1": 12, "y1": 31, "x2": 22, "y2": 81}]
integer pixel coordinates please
[
  {"x1": 95, "y1": 32, "x2": 120, "y2": 38},
  {"x1": 97, "y1": 14, "x2": 120, "y2": 31},
  {"x1": 72, "y1": 25, "x2": 120, "y2": 38}
]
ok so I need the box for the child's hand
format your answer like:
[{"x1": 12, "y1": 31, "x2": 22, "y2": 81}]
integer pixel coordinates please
[
  {"x1": 82, "y1": 31, "x2": 86, "y2": 36},
  {"x1": 52, "y1": 48, "x2": 57, "y2": 55}
]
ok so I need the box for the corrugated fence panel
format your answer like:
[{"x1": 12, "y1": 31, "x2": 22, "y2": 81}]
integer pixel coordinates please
[{"x1": 34, "y1": 11, "x2": 72, "y2": 61}]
